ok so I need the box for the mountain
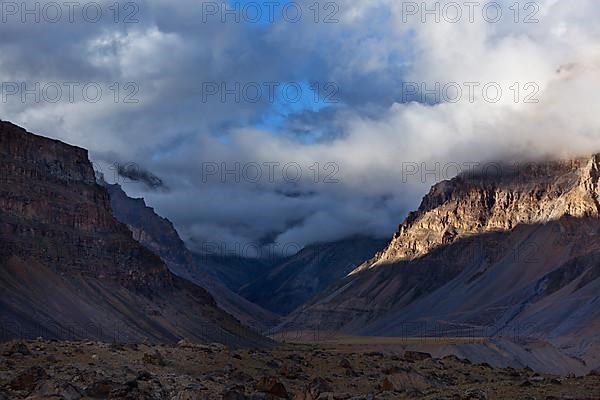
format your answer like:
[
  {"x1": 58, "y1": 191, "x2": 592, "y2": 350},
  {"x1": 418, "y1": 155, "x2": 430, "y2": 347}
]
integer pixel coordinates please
[
  {"x1": 239, "y1": 237, "x2": 387, "y2": 315},
  {"x1": 0, "y1": 120, "x2": 268, "y2": 346},
  {"x1": 193, "y1": 253, "x2": 277, "y2": 293},
  {"x1": 102, "y1": 181, "x2": 280, "y2": 331},
  {"x1": 277, "y1": 157, "x2": 600, "y2": 370}
]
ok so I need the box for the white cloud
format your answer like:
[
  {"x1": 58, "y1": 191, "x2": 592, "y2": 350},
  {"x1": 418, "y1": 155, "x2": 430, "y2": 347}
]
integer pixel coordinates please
[{"x1": 1, "y1": 0, "x2": 600, "y2": 251}]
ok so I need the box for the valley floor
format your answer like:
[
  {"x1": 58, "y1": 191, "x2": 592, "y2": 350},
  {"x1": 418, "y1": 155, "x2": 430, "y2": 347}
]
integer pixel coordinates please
[{"x1": 1, "y1": 339, "x2": 599, "y2": 399}]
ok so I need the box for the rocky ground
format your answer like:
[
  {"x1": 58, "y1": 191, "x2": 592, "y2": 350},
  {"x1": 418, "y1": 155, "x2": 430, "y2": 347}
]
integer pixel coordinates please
[{"x1": 0, "y1": 339, "x2": 599, "y2": 399}]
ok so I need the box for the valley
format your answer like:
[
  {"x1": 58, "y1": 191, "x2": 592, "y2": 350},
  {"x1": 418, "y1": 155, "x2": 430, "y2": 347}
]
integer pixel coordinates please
[{"x1": 1, "y1": 121, "x2": 600, "y2": 398}]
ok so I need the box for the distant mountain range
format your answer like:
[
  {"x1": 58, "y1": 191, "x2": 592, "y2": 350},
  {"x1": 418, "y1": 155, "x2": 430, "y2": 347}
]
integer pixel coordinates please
[{"x1": 238, "y1": 237, "x2": 387, "y2": 315}]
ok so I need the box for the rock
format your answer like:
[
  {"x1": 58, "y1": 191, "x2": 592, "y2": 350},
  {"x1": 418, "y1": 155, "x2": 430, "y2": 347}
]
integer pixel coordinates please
[
  {"x1": 249, "y1": 394, "x2": 270, "y2": 400},
  {"x1": 177, "y1": 339, "x2": 197, "y2": 349},
  {"x1": 143, "y1": 349, "x2": 167, "y2": 366},
  {"x1": 84, "y1": 380, "x2": 118, "y2": 398},
  {"x1": 294, "y1": 377, "x2": 333, "y2": 400},
  {"x1": 46, "y1": 355, "x2": 58, "y2": 363},
  {"x1": 280, "y1": 363, "x2": 304, "y2": 380},
  {"x1": 309, "y1": 377, "x2": 333, "y2": 395},
  {"x1": 441, "y1": 355, "x2": 462, "y2": 363},
  {"x1": 136, "y1": 371, "x2": 154, "y2": 381},
  {"x1": 255, "y1": 376, "x2": 289, "y2": 399},
  {"x1": 465, "y1": 373, "x2": 487, "y2": 384},
  {"x1": 464, "y1": 389, "x2": 488, "y2": 400},
  {"x1": 108, "y1": 382, "x2": 140, "y2": 399},
  {"x1": 503, "y1": 367, "x2": 521, "y2": 378},
  {"x1": 109, "y1": 342, "x2": 125, "y2": 352},
  {"x1": 403, "y1": 351, "x2": 432, "y2": 362},
  {"x1": 36, "y1": 380, "x2": 82, "y2": 400},
  {"x1": 9, "y1": 366, "x2": 48, "y2": 391},
  {"x1": 210, "y1": 343, "x2": 227, "y2": 352},
  {"x1": 224, "y1": 364, "x2": 235, "y2": 374},
  {"x1": 379, "y1": 371, "x2": 431, "y2": 394},
  {"x1": 4, "y1": 341, "x2": 31, "y2": 356},
  {"x1": 231, "y1": 370, "x2": 254, "y2": 383},
  {"x1": 134, "y1": 375, "x2": 167, "y2": 399},
  {"x1": 223, "y1": 385, "x2": 249, "y2": 400},
  {"x1": 62, "y1": 385, "x2": 83, "y2": 400},
  {"x1": 339, "y1": 359, "x2": 352, "y2": 369},
  {"x1": 381, "y1": 365, "x2": 403, "y2": 375},
  {"x1": 171, "y1": 388, "x2": 207, "y2": 400}
]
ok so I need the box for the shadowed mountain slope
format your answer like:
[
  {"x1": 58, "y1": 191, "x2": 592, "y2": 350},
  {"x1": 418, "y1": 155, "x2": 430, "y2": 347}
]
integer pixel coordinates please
[
  {"x1": 102, "y1": 181, "x2": 280, "y2": 332},
  {"x1": 277, "y1": 157, "x2": 600, "y2": 370},
  {"x1": 0, "y1": 120, "x2": 268, "y2": 346},
  {"x1": 239, "y1": 237, "x2": 387, "y2": 315}
]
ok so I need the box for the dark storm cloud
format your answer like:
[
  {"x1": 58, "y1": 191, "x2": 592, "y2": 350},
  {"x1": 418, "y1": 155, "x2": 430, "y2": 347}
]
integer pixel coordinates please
[{"x1": 117, "y1": 163, "x2": 168, "y2": 191}]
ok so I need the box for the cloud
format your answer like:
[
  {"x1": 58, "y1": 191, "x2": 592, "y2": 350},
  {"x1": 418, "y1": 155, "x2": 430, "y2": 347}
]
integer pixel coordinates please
[
  {"x1": 1, "y1": 0, "x2": 600, "y2": 254},
  {"x1": 117, "y1": 162, "x2": 168, "y2": 191}
]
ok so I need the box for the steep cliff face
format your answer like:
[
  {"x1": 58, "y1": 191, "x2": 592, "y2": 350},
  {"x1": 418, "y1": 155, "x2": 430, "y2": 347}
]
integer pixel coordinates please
[
  {"x1": 277, "y1": 156, "x2": 600, "y2": 370},
  {"x1": 0, "y1": 121, "x2": 267, "y2": 346},
  {"x1": 0, "y1": 121, "x2": 173, "y2": 290},
  {"x1": 102, "y1": 181, "x2": 280, "y2": 332},
  {"x1": 355, "y1": 157, "x2": 600, "y2": 272}
]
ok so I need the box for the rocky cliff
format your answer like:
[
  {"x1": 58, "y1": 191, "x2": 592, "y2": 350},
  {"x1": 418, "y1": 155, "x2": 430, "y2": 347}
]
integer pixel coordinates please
[
  {"x1": 0, "y1": 120, "x2": 268, "y2": 346},
  {"x1": 355, "y1": 157, "x2": 600, "y2": 272},
  {"x1": 0, "y1": 120, "x2": 172, "y2": 290},
  {"x1": 277, "y1": 156, "x2": 600, "y2": 372}
]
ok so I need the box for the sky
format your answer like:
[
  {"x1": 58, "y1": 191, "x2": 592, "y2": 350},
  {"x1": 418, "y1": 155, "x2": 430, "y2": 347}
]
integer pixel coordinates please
[{"x1": 1, "y1": 0, "x2": 600, "y2": 256}]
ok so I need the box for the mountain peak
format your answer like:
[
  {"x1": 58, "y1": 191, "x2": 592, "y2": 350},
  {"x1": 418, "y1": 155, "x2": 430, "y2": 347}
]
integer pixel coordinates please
[{"x1": 354, "y1": 155, "x2": 600, "y2": 273}]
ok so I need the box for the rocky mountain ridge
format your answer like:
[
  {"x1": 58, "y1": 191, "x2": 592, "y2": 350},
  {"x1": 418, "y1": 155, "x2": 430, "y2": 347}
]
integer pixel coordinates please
[
  {"x1": 0, "y1": 121, "x2": 171, "y2": 289},
  {"x1": 101, "y1": 180, "x2": 280, "y2": 332},
  {"x1": 0, "y1": 120, "x2": 267, "y2": 346},
  {"x1": 354, "y1": 156, "x2": 600, "y2": 273},
  {"x1": 276, "y1": 155, "x2": 600, "y2": 373}
]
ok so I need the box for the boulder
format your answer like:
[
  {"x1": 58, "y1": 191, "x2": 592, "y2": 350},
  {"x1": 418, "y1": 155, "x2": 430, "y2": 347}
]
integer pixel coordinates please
[
  {"x1": 9, "y1": 366, "x2": 48, "y2": 391},
  {"x1": 255, "y1": 376, "x2": 289, "y2": 399}
]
